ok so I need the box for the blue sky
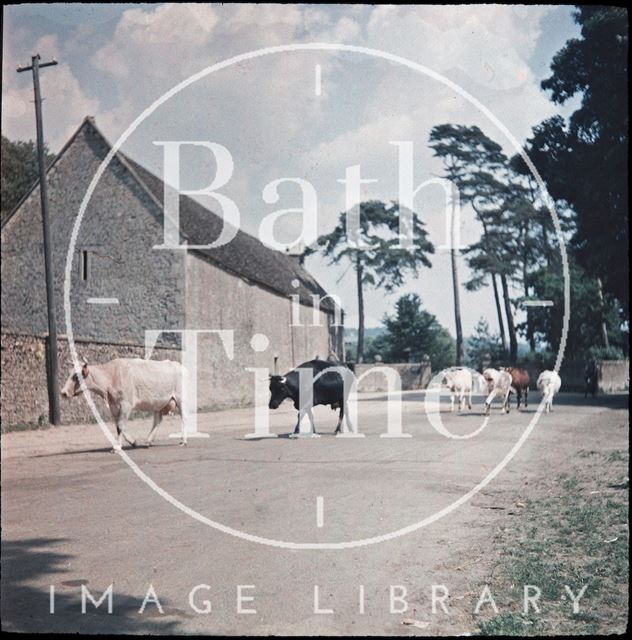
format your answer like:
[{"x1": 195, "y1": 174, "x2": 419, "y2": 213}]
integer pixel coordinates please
[{"x1": 2, "y1": 4, "x2": 580, "y2": 335}]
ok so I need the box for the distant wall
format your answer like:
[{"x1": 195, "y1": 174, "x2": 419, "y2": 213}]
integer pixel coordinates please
[
  {"x1": 597, "y1": 360, "x2": 629, "y2": 393},
  {"x1": 353, "y1": 361, "x2": 432, "y2": 393},
  {"x1": 523, "y1": 360, "x2": 629, "y2": 392}
]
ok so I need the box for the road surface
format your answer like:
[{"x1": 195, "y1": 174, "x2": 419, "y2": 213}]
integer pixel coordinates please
[{"x1": 1, "y1": 391, "x2": 628, "y2": 635}]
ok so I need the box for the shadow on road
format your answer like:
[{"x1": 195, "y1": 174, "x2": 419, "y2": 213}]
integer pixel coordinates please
[
  {"x1": 0, "y1": 537, "x2": 182, "y2": 633},
  {"x1": 541, "y1": 393, "x2": 629, "y2": 410},
  {"x1": 362, "y1": 391, "x2": 629, "y2": 411},
  {"x1": 28, "y1": 442, "x2": 180, "y2": 459}
]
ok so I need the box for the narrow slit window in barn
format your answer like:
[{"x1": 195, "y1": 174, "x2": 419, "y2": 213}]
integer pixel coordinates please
[{"x1": 80, "y1": 250, "x2": 90, "y2": 281}]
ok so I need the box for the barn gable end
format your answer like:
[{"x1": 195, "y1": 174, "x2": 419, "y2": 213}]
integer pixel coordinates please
[{"x1": 1, "y1": 117, "x2": 343, "y2": 426}]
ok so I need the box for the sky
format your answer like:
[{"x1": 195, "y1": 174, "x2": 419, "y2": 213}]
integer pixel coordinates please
[{"x1": 2, "y1": 4, "x2": 580, "y2": 336}]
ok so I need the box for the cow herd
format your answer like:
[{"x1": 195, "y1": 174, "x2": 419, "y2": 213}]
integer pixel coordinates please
[
  {"x1": 60, "y1": 356, "x2": 572, "y2": 450},
  {"x1": 443, "y1": 365, "x2": 561, "y2": 416}
]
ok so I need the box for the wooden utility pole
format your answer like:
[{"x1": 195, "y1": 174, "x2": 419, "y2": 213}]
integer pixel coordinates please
[{"x1": 17, "y1": 54, "x2": 61, "y2": 425}]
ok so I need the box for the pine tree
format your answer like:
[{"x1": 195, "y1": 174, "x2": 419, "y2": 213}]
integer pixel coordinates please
[{"x1": 316, "y1": 201, "x2": 434, "y2": 362}]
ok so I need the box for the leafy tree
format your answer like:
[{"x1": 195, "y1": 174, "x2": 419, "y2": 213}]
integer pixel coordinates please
[
  {"x1": 429, "y1": 125, "x2": 505, "y2": 364},
  {"x1": 529, "y1": 258, "x2": 628, "y2": 358},
  {"x1": 511, "y1": 121, "x2": 575, "y2": 267},
  {"x1": 460, "y1": 149, "x2": 569, "y2": 362},
  {"x1": 1, "y1": 136, "x2": 54, "y2": 223},
  {"x1": 460, "y1": 169, "x2": 511, "y2": 355},
  {"x1": 509, "y1": 149, "x2": 578, "y2": 353},
  {"x1": 368, "y1": 293, "x2": 455, "y2": 370},
  {"x1": 502, "y1": 178, "x2": 543, "y2": 352},
  {"x1": 534, "y1": 6, "x2": 628, "y2": 312},
  {"x1": 465, "y1": 317, "x2": 505, "y2": 370},
  {"x1": 363, "y1": 332, "x2": 390, "y2": 363},
  {"x1": 316, "y1": 201, "x2": 434, "y2": 362},
  {"x1": 463, "y1": 199, "x2": 522, "y2": 362},
  {"x1": 429, "y1": 124, "x2": 517, "y2": 361}
]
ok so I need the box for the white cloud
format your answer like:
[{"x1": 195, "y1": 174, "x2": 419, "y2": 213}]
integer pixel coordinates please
[
  {"x1": 1, "y1": 4, "x2": 577, "y2": 336},
  {"x1": 2, "y1": 31, "x2": 99, "y2": 149},
  {"x1": 92, "y1": 3, "x2": 219, "y2": 80},
  {"x1": 365, "y1": 5, "x2": 550, "y2": 90}
]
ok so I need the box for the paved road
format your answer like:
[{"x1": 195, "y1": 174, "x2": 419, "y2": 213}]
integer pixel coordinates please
[{"x1": 1, "y1": 391, "x2": 628, "y2": 635}]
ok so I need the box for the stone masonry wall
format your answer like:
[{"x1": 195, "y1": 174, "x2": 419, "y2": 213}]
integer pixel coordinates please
[
  {"x1": 523, "y1": 360, "x2": 629, "y2": 392},
  {"x1": 353, "y1": 361, "x2": 432, "y2": 393},
  {"x1": 1, "y1": 332, "x2": 180, "y2": 428},
  {"x1": 185, "y1": 253, "x2": 334, "y2": 410},
  {"x1": 1, "y1": 123, "x2": 185, "y2": 347}
]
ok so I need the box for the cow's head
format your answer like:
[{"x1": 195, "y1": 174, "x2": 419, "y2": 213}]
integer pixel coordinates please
[
  {"x1": 442, "y1": 369, "x2": 457, "y2": 387},
  {"x1": 61, "y1": 359, "x2": 90, "y2": 398},
  {"x1": 268, "y1": 375, "x2": 290, "y2": 409},
  {"x1": 482, "y1": 368, "x2": 499, "y2": 390}
]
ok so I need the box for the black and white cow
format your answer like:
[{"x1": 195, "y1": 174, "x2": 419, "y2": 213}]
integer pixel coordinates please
[{"x1": 268, "y1": 359, "x2": 354, "y2": 435}]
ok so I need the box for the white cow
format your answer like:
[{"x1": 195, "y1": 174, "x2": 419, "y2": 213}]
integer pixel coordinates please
[
  {"x1": 443, "y1": 368, "x2": 473, "y2": 412},
  {"x1": 61, "y1": 357, "x2": 188, "y2": 450},
  {"x1": 537, "y1": 370, "x2": 562, "y2": 413},
  {"x1": 483, "y1": 368, "x2": 513, "y2": 415}
]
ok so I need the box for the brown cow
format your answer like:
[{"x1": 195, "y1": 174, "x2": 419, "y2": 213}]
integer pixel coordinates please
[{"x1": 505, "y1": 367, "x2": 530, "y2": 410}]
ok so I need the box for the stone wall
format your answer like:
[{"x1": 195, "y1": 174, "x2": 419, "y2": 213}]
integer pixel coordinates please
[
  {"x1": 558, "y1": 359, "x2": 629, "y2": 393},
  {"x1": 1, "y1": 332, "x2": 181, "y2": 428},
  {"x1": 599, "y1": 360, "x2": 630, "y2": 393},
  {"x1": 1, "y1": 124, "x2": 185, "y2": 347},
  {"x1": 185, "y1": 253, "x2": 334, "y2": 410},
  {"x1": 352, "y1": 361, "x2": 432, "y2": 393},
  {"x1": 522, "y1": 360, "x2": 629, "y2": 392},
  {"x1": 1, "y1": 280, "x2": 338, "y2": 427}
]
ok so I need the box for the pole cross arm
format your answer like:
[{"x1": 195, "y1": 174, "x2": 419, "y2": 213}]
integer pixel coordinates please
[{"x1": 17, "y1": 59, "x2": 58, "y2": 73}]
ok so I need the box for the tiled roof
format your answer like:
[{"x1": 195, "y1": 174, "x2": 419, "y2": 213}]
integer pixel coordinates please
[{"x1": 121, "y1": 153, "x2": 336, "y2": 312}]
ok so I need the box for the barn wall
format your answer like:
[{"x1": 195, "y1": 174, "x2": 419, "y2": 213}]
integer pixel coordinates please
[
  {"x1": 184, "y1": 253, "x2": 334, "y2": 410},
  {"x1": 1, "y1": 248, "x2": 336, "y2": 427},
  {"x1": 1, "y1": 120, "x2": 340, "y2": 427},
  {"x1": 0, "y1": 333, "x2": 181, "y2": 428},
  {"x1": 1, "y1": 124, "x2": 185, "y2": 347}
]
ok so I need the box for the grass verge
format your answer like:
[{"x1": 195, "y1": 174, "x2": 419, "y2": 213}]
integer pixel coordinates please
[{"x1": 475, "y1": 448, "x2": 629, "y2": 635}]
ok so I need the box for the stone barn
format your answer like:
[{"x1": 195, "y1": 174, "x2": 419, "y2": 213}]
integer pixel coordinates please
[{"x1": 1, "y1": 117, "x2": 343, "y2": 427}]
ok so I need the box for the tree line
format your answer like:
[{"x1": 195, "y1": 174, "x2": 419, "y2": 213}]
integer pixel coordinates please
[
  {"x1": 2, "y1": 8, "x2": 626, "y2": 368},
  {"x1": 316, "y1": 6, "x2": 627, "y2": 366}
]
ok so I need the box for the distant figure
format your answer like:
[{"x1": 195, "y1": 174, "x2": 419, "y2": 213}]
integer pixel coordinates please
[
  {"x1": 584, "y1": 360, "x2": 599, "y2": 398},
  {"x1": 537, "y1": 370, "x2": 562, "y2": 413}
]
